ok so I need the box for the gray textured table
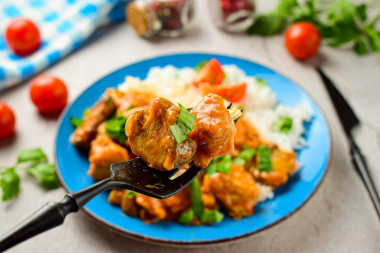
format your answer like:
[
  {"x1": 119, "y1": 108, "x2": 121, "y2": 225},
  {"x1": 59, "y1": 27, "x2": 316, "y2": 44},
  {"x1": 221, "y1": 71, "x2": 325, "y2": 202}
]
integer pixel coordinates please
[{"x1": 1, "y1": 0, "x2": 379, "y2": 252}]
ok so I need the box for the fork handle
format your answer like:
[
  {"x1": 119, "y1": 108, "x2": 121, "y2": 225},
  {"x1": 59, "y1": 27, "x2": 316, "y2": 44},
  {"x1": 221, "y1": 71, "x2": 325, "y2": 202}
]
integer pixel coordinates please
[
  {"x1": 0, "y1": 178, "x2": 115, "y2": 252},
  {"x1": 0, "y1": 195, "x2": 78, "y2": 252}
]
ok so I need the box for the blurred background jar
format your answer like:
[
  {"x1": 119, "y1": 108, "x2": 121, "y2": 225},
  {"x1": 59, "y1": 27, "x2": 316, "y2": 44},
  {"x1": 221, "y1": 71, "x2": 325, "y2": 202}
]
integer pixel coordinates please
[
  {"x1": 127, "y1": 0, "x2": 195, "y2": 38},
  {"x1": 209, "y1": 0, "x2": 255, "y2": 33}
]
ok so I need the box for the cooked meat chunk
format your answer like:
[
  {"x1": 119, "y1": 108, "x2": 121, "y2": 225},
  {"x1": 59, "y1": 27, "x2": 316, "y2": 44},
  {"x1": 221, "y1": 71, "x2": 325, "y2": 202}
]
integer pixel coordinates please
[
  {"x1": 207, "y1": 164, "x2": 260, "y2": 219},
  {"x1": 189, "y1": 94, "x2": 235, "y2": 168},
  {"x1": 106, "y1": 88, "x2": 156, "y2": 114},
  {"x1": 252, "y1": 148, "x2": 297, "y2": 187},
  {"x1": 88, "y1": 134, "x2": 129, "y2": 180},
  {"x1": 70, "y1": 95, "x2": 115, "y2": 148},
  {"x1": 126, "y1": 98, "x2": 197, "y2": 171},
  {"x1": 108, "y1": 189, "x2": 125, "y2": 205},
  {"x1": 121, "y1": 191, "x2": 140, "y2": 217},
  {"x1": 136, "y1": 194, "x2": 167, "y2": 224},
  {"x1": 135, "y1": 188, "x2": 191, "y2": 223},
  {"x1": 234, "y1": 117, "x2": 263, "y2": 150},
  {"x1": 201, "y1": 174, "x2": 219, "y2": 210}
]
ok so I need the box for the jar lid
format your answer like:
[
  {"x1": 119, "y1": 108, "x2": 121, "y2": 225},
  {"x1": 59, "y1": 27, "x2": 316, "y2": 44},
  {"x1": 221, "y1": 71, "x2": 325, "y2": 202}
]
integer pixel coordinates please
[{"x1": 126, "y1": 1, "x2": 161, "y2": 37}]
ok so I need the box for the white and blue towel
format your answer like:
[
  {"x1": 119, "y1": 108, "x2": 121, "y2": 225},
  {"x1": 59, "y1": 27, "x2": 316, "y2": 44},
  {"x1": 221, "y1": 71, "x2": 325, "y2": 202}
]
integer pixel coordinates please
[{"x1": 0, "y1": 0, "x2": 130, "y2": 91}]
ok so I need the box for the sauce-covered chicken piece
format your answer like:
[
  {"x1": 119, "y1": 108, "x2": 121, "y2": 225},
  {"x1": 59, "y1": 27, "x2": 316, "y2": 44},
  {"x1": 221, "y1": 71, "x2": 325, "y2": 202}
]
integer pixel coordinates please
[
  {"x1": 234, "y1": 117, "x2": 263, "y2": 150},
  {"x1": 189, "y1": 94, "x2": 235, "y2": 168},
  {"x1": 206, "y1": 164, "x2": 260, "y2": 219},
  {"x1": 126, "y1": 98, "x2": 197, "y2": 171},
  {"x1": 252, "y1": 148, "x2": 297, "y2": 188},
  {"x1": 126, "y1": 94, "x2": 235, "y2": 171},
  {"x1": 88, "y1": 134, "x2": 129, "y2": 180},
  {"x1": 70, "y1": 95, "x2": 115, "y2": 148},
  {"x1": 135, "y1": 188, "x2": 190, "y2": 223}
]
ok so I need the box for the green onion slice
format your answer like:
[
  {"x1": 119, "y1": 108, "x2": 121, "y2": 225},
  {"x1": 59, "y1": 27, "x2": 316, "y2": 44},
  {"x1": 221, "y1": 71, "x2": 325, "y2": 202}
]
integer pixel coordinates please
[{"x1": 258, "y1": 146, "x2": 273, "y2": 172}]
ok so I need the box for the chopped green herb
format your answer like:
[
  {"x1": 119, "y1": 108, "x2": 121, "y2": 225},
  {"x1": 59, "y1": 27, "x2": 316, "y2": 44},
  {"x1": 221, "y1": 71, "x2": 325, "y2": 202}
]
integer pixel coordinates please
[
  {"x1": 232, "y1": 157, "x2": 246, "y2": 165},
  {"x1": 127, "y1": 191, "x2": 137, "y2": 197},
  {"x1": 194, "y1": 60, "x2": 208, "y2": 71},
  {"x1": 27, "y1": 163, "x2": 60, "y2": 190},
  {"x1": 17, "y1": 148, "x2": 47, "y2": 164},
  {"x1": 239, "y1": 145, "x2": 256, "y2": 160},
  {"x1": 273, "y1": 116, "x2": 293, "y2": 134},
  {"x1": 206, "y1": 161, "x2": 217, "y2": 175},
  {"x1": 170, "y1": 104, "x2": 196, "y2": 143},
  {"x1": 258, "y1": 146, "x2": 273, "y2": 172},
  {"x1": 179, "y1": 209, "x2": 194, "y2": 224},
  {"x1": 105, "y1": 115, "x2": 128, "y2": 144},
  {"x1": 216, "y1": 154, "x2": 232, "y2": 173},
  {"x1": 1, "y1": 148, "x2": 59, "y2": 201},
  {"x1": 200, "y1": 209, "x2": 224, "y2": 223},
  {"x1": 0, "y1": 168, "x2": 20, "y2": 201},
  {"x1": 189, "y1": 178, "x2": 204, "y2": 219},
  {"x1": 256, "y1": 78, "x2": 268, "y2": 86},
  {"x1": 70, "y1": 116, "x2": 83, "y2": 128},
  {"x1": 206, "y1": 155, "x2": 233, "y2": 175}
]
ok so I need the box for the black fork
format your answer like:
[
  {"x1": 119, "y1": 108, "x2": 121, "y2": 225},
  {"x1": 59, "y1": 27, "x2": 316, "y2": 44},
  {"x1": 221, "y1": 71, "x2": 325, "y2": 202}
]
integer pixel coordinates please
[{"x1": 0, "y1": 158, "x2": 202, "y2": 252}]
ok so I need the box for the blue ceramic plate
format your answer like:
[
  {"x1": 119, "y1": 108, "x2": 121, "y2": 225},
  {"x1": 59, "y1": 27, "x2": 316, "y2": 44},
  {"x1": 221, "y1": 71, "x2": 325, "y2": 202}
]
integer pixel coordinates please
[{"x1": 55, "y1": 53, "x2": 331, "y2": 245}]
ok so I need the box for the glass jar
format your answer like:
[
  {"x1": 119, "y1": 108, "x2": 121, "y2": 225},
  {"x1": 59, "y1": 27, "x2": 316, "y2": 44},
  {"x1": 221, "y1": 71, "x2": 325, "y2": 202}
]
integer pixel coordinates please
[
  {"x1": 127, "y1": 0, "x2": 195, "y2": 38},
  {"x1": 209, "y1": 0, "x2": 255, "y2": 33}
]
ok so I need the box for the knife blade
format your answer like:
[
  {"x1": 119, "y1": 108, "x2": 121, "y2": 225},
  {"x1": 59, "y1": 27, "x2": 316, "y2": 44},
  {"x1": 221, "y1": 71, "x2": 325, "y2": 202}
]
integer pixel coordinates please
[
  {"x1": 316, "y1": 67, "x2": 359, "y2": 136},
  {"x1": 316, "y1": 67, "x2": 380, "y2": 219}
]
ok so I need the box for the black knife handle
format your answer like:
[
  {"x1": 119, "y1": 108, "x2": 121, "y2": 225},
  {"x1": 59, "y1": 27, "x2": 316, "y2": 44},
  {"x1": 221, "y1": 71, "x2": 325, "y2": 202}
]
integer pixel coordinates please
[{"x1": 349, "y1": 139, "x2": 380, "y2": 219}]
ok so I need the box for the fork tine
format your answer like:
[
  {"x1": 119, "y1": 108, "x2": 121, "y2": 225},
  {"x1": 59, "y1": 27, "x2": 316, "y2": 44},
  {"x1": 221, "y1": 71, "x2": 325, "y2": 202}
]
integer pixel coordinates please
[
  {"x1": 172, "y1": 165, "x2": 203, "y2": 186},
  {"x1": 227, "y1": 102, "x2": 232, "y2": 109}
]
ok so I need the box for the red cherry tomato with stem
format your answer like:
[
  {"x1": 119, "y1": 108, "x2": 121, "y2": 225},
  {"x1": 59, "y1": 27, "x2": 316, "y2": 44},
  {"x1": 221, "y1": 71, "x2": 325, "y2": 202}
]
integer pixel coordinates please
[
  {"x1": 0, "y1": 101, "x2": 16, "y2": 140},
  {"x1": 5, "y1": 18, "x2": 41, "y2": 56},
  {"x1": 30, "y1": 75, "x2": 68, "y2": 115},
  {"x1": 285, "y1": 22, "x2": 321, "y2": 60}
]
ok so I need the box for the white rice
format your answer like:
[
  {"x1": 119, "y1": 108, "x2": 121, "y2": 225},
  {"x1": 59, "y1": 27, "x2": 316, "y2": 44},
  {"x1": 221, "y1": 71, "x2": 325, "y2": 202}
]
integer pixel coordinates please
[{"x1": 118, "y1": 64, "x2": 312, "y2": 202}]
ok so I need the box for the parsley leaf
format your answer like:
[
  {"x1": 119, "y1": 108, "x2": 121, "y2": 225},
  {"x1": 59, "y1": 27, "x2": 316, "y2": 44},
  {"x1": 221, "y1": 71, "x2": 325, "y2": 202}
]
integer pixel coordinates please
[
  {"x1": 105, "y1": 115, "x2": 128, "y2": 144},
  {"x1": 170, "y1": 104, "x2": 196, "y2": 143},
  {"x1": 70, "y1": 116, "x2": 83, "y2": 128},
  {"x1": 27, "y1": 163, "x2": 60, "y2": 190},
  {"x1": 273, "y1": 116, "x2": 293, "y2": 134},
  {"x1": 247, "y1": 13, "x2": 287, "y2": 36},
  {"x1": 258, "y1": 146, "x2": 273, "y2": 172},
  {"x1": 0, "y1": 168, "x2": 20, "y2": 201},
  {"x1": 17, "y1": 148, "x2": 47, "y2": 164}
]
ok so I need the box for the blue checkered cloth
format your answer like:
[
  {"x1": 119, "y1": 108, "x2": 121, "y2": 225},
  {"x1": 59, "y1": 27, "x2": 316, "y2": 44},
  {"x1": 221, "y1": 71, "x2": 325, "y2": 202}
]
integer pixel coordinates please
[{"x1": 0, "y1": 0, "x2": 130, "y2": 91}]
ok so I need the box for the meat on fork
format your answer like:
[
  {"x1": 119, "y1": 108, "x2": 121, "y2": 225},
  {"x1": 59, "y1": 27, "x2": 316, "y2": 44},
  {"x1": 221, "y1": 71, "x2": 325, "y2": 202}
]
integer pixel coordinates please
[
  {"x1": 125, "y1": 98, "x2": 197, "y2": 171},
  {"x1": 189, "y1": 94, "x2": 236, "y2": 168},
  {"x1": 126, "y1": 94, "x2": 236, "y2": 171}
]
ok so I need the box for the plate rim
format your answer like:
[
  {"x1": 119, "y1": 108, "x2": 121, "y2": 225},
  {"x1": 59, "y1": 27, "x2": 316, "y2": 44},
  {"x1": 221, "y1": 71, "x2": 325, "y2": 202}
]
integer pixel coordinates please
[{"x1": 54, "y1": 52, "x2": 332, "y2": 247}]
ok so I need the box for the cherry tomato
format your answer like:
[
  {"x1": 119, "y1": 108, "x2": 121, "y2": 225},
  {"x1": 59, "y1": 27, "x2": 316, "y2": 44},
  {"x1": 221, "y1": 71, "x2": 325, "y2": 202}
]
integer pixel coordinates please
[
  {"x1": 0, "y1": 101, "x2": 16, "y2": 140},
  {"x1": 200, "y1": 82, "x2": 247, "y2": 102},
  {"x1": 285, "y1": 22, "x2": 321, "y2": 60},
  {"x1": 193, "y1": 58, "x2": 224, "y2": 87},
  {"x1": 30, "y1": 75, "x2": 68, "y2": 114},
  {"x1": 5, "y1": 18, "x2": 41, "y2": 56}
]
